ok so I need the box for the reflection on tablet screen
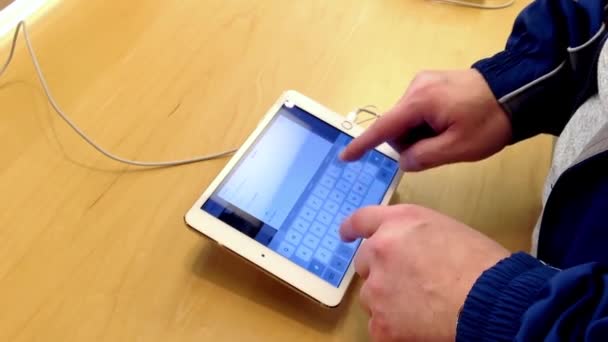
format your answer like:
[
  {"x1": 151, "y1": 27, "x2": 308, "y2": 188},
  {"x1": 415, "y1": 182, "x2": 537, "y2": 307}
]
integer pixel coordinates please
[{"x1": 202, "y1": 104, "x2": 399, "y2": 287}]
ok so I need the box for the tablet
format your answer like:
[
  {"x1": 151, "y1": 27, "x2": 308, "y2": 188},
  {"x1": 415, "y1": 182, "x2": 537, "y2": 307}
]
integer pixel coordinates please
[{"x1": 185, "y1": 90, "x2": 403, "y2": 307}]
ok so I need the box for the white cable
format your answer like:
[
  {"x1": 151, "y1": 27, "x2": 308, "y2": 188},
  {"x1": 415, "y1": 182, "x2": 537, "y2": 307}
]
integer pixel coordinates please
[
  {"x1": 1, "y1": 21, "x2": 237, "y2": 167},
  {"x1": 1, "y1": 21, "x2": 384, "y2": 167},
  {"x1": 433, "y1": 0, "x2": 515, "y2": 10},
  {"x1": 354, "y1": 105, "x2": 380, "y2": 125}
]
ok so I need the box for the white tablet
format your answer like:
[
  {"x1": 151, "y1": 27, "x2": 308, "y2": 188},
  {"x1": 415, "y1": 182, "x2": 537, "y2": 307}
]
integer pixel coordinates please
[{"x1": 185, "y1": 90, "x2": 403, "y2": 307}]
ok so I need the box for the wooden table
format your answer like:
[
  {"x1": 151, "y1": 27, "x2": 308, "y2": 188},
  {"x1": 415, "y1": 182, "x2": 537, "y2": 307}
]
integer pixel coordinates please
[{"x1": 0, "y1": 1, "x2": 552, "y2": 341}]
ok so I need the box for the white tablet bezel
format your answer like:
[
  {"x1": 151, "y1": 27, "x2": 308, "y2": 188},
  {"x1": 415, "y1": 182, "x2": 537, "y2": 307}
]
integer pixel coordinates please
[{"x1": 185, "y1": 90, "x2": 403, "y2": 307}]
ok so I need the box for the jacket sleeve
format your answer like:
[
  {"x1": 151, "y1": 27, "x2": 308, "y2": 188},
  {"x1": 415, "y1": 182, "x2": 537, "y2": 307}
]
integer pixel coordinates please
[
  {"x1": 473, "y1": 0, "x2": 607, "y2": 142},
  {"x1": 456, "y1": 252, "x2": 608, "y2": 341}
]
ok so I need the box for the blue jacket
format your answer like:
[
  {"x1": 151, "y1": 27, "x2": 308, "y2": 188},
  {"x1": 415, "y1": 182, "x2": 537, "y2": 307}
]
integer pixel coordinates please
[{"x1": 456, "y1": 1, "x2": 608, "y2": 340}]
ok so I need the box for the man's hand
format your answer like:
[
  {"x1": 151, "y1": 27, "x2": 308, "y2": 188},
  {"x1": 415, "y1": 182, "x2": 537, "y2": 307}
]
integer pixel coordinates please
[
  {"x1": 340, "y1": 205, "x2": 510, "y2": 341},
  {"x1": 340, "y1": 69, "x2": 512, "y2": 171}
]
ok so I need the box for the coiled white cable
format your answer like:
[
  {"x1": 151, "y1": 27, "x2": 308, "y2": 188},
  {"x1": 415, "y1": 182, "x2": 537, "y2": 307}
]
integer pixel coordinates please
[{"x1": 1, "y1": 21, "x2": 238, "y2": 167}]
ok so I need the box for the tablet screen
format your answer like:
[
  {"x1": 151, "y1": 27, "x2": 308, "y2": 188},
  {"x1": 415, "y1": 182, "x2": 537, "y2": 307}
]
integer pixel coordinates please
[{"x1": 201, "y1": 104, "x2": 399, "y2": 287}]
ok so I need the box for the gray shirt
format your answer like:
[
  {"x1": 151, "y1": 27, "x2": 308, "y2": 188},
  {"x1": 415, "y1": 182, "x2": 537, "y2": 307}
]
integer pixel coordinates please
[{"x1": 531, "y1": 39, "x2": 608, "y2": 255}]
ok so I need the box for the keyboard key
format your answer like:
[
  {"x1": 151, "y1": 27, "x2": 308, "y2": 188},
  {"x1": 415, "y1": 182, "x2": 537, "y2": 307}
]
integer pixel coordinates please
[
  {"x1": 328, "y1": 223, "x2": 340, "y2": 237},
  {"x1": 340, "y1": 202, "x2": 357, "y2": 216},
  {"x1": 336, "y1": 180, "x2": 351, "y2": 193},
  {"x1": 377, "y1": 168, "x2": 394, "y2": 183},
  {"x1": 334, "y1": 213, "x2": 348, "y2": 226},
  {"x1": 292, "y1": 218, "x2": 310, "y2": 234},
  {"x1": 369, "y1": 151, "x2": 384, "y2": 166},
  {"x1": 322, "y1": 268, "x2": 341, "y2": 286},
  {"x1": 383, "y1": 158, "x2": 396, "y2": 169},
  {"x1": 285, "y1": 230, "x2": 303, "y2": 245},
  {"x1": 334, "y1": 151, "x2": 347, "y2": 166},
  {"x1": 330, "y1": 255, "x2": 349, "y2": 273},
  {"x1": 306, "y1": 195, "x2": 323, "y2": 211},
  {"x1": 363, "y1": 163, "x2": 379, "y2": 176},
  {"x1": 346, "y1": 192, "x2": 362, "y2": 206},
  {"x1": 277, "y1": 241, "x2": 296, "y2": 258},
  {"x1": 358, "y1": 151, "x2": 370, "y2": 163},
  {"x1": 358, "y1": 172, "x2": 374, "y2": 185},
  {"x1": 295, "y1": 245, "x2": 313, "y2": 262},
  {"x1": 310, "y1": 221, "x2": 328, "y2": 237},
  {"x1": 346, "y1": 160, "x2": 363, "y2": 171},
  {"x1": 321, "y1": 236, "x2": 340, "y2": 251},
  {"x1": 326, "y1": 164, "x2": 343, "y2": 178},
  {"x1": 329, "y1": 189, "x2": 346, "y2": 203},
  {"x1": 317, "y1": 210, "x2": 333, "y2": 225},
  {"x1": 315, "y1": 247, "x2": 332, "y2": 264},
  {"x1": 302, "y1": 234, "x2": 321, "y2": 250},
  {"x1": 320, "y1": 175, "x2": 336, "y2": 189},
  {"x1": 308, "y1": 259, "x2": 326, "y2": 277},
  {"x1": 352, "y1": 182, "x2": 368, "y2": 196},
  {"x1": 323, "y1": 200, "x2": 340, "y2": 214},
  {"x1": 343, "y1": 169, "x2": 358, "y2": 183},
  {"x1": 313, "y1": 185, "x2": 330, "y2": 199},
  {"x1": 299, "y1": 206, "x2": 317, "y2": 221},
  {"x1": 336, "y1": 243, "x2": 355, "y2": 259},
  {"x1": 361, "y1": 179, "x2": 389, "y2": 206}
]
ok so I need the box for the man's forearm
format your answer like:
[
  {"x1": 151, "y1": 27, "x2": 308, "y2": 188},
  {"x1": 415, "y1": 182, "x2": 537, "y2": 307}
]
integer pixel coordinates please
[{"x1": 473, "y1": 0, "x2": 606, "y2": 142}]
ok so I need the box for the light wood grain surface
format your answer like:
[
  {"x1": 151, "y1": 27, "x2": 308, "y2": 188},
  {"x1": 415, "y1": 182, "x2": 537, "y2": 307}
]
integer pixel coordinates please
[{"x1": 0, "y1": 0, "x2": 552, "y2": 341}]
